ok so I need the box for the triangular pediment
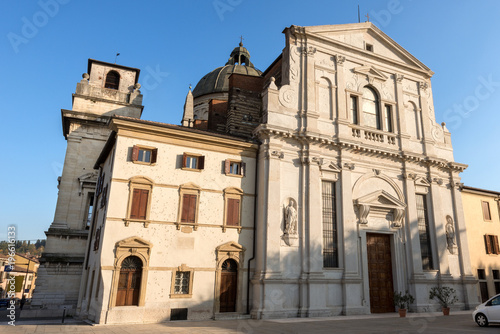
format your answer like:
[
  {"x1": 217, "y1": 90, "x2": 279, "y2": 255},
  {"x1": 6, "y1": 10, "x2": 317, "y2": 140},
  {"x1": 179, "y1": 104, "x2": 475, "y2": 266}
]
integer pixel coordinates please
[
  {"x1": 320, "y1": 161, "x2": 341, "y2": 172},
  {"x1": 353, "y1": 65, "x2": 388, "y2": 82},
  {"x1": 116, "y1": 237, "x2": 153, "y2": 249},
  {"x1": 78, "y1": 171, "x2": 98, "y2": 182},
  {"x1": 305, "y1": 23, "x2": 432, "y2": 75},
  {"x1": 415, "y1": 176, "x2": 431, "y2": 187},
  {"x1": 216, "y1": 241, "x2": 245, "y2": 253},
  {"x1": 356, "y1": 190, "x2": 406, "y2": 209}
]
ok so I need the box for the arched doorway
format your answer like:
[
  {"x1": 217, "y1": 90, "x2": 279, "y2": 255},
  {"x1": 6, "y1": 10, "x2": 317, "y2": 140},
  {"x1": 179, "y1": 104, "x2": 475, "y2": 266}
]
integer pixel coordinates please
[
  {"x1": 219, "y1": 259, "x2": 237, "y2": 312},
  {"x1": 116, "y1": 256, "x2": 142, "y2": 306}
]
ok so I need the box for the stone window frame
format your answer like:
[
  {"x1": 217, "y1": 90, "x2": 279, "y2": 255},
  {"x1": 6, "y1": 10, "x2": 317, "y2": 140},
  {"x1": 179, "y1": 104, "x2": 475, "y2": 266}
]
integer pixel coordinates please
[
  {"x1": 109, "y1": 237, "x2": 152, "y2": 309},
  {"x1": 124, "y1": 176, "x2": 154, "y2": 227},
  {"x1": 224, "y1": 159, "x2": 245, "y2": 177},
  {"x1": 176, "y1": 182, "x2": 201, "y2": 230},
  {"x1": 222, "y1": 187, "x2": 244, "y2": 233},
  {"x1": 169, "y1": 264, "x2": 194, "y2": 299},
  {"x1": 181, "y1": 152, "x2": 205, "y2": 171},
  {"x1": 482, "y1": 200, "x2": 492, "y2": 221},
  {"x1": 131, "y1": 145, "x2": 158, "y2": 166}
]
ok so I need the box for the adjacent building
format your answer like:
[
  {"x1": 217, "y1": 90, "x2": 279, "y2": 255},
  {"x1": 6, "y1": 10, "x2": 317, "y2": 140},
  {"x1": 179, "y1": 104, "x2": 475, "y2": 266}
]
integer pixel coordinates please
[
  {"x1": 462, "y1": 186, "x2": 500, "y2": 302},
  {"x1": 35, "y1": 22, "x2": 481, "y2": 323}
]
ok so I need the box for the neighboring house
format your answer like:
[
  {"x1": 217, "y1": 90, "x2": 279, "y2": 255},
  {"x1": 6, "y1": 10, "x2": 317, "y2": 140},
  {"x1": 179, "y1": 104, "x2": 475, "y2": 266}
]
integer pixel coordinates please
[
  {"x1": 35, "y1": 22, "x2": 479, "y2": 323},
  {"x1": 14, "y1": 254, "x2": 40, "y2": 299},
  {"x1": 462, "y1": 186, "x2": 500, "y2": 302},
  {"x1": 0, "y1": 255, "x2": 8, "y2": 298}
]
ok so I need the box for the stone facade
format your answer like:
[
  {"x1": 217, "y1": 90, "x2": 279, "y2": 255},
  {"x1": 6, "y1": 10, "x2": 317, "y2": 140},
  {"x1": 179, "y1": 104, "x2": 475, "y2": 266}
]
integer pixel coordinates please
[
  {"x1": 462, "y1": 186, "x2": 500, "y2": 303},
  {"x1": 79, "y1": 118, "x2": 257, "y2": 324},
  {"x1": 40, "y1": 22, "x2": 481, "y2": 324},
  {"x1": 251, "y1": 22, "x2": 477, "y2": 318}
]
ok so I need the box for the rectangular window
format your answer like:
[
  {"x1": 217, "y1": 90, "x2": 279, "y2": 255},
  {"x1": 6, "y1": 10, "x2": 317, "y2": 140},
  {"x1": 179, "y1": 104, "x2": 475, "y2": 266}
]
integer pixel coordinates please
[
  {"x1": 350, "y1": 96, "x2": 358, "y2": 125},
  {"x1": 416, "y1": 194, "x2": 434, "y2": 270},
  {"x1": 485, "y1": 234, "x2": 500, "y2": 255},
  {"x1": 130, "y1": 189, "x2": 149, "y2": 219},
  {"x1": 182, "y1": 153, "x2": 205, "y2": 170},
  {"x1": 181, "y1": 194, "x2": 197, "y2": 223},
  {"x1": 86, "y1": 193, "x2": 94, "y2": 229},
  {"x1": 493, "y1": 270, "x2": 500, "y2": 294},
  {"x1": 482, "y1": 201, "x2": 492, "y2": 221},
  {"x1": 224, "y1": 159, "x2": 245, "y2": 176},
  {"x1": 478, "y1": 269, "x2": 489, "y2": 302},
  {"x1": 384, "y1": 105, "x2": 393, "y2": 132},
  {"x1": 174, "y1": 271, "x2": 190, "y2": 294},
  {"x1": 366, "y1": 43, "x2": 373, "y2": 52},
  {"x1": 132, "y1": 145, "x2": 157, "y2": 164},
  {"x1": 226, "y1": 198, "x2": 240, "y2": 226},
  {"x1": 322, "y1": 181, "x2": 338, "y2": 268}
]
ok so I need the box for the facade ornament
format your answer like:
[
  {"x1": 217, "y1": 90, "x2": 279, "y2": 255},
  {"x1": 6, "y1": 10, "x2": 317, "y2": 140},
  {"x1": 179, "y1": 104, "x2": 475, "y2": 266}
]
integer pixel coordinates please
[
  {"x1": 270, "y1": 150, "x2": 284, "y2": 159},
  {"x1": 419, "y1": 81, "x2": 429, "y2": 91},
  {"x1": 343, "y1": 163, "x2": 355, "y2": 171},
  {"x1": 278, "y1": 85, "x2": 297, "y2": 109},
  {"x1": 282, "y1": 198, "x2": 299, "y2": 247},
  {"x1": 81, "y1": 73, "x2": 90, "y2": 83},
  {"x1": 453, "y1": 182, "x2": 464, "y2": 190},
  {"x1": 404, "y1": 172, "x2": 417, "y2": 180},
  {"x1": 372, "y1": 169, "x2": 381, "y2": 176},
  {"x1": 358, "y1": 204, "x2": 370, "y2": 224},
  {"x1": 336, "y1": 55, "x2": 346, "y2": 65},
  {"x1": 133, "y1": 83, "x2": 142, "y2": 93},
  {"x1": 393, "y1": 208, "x2": 405, "y2": 228},
  {"x1": 396, "y1": 74, "x2": 404, "y2": 83},
  {"x1": 445, "y1": 215, "x2": 457, "y2": 254},
  {"x1": 311, "y1": 156, "x2": 324, "y2": 166}
]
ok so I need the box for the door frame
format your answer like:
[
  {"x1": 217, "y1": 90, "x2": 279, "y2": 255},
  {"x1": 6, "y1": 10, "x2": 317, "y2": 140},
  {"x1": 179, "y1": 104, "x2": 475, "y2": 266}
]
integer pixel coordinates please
[{"x1": 359, "y1": 229, "x2": 406, "y2": 313}]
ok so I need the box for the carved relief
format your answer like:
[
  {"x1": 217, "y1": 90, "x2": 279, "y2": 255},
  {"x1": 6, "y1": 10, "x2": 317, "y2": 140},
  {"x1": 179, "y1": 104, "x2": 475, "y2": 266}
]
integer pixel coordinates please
[
  {"x1": 345, "y1": 69, "x2": 359, "y2": 91},
  {"x1": 282, "y1": 198, "x2": 299, "y2": 247},
  {"x1": 278, "y1": 85, "x2": 297, "y2": 109},
  {"x1": 431, "y1": 124, "x2": 444, "y2": 142},
  {"x1": 445, "y1": 215, "x2": 457, "y2": 254},
  {"x1": 335, "y1": 55, "x2": 346, "y2": 66},
  {"x1": 354, "y1": 190, "x2": 406, "y2": 228}
]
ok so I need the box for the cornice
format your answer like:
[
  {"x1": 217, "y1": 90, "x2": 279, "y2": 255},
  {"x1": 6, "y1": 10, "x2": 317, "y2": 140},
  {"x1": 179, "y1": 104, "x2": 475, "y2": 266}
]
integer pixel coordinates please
[{"x1": 254, "y1": 124, "x2": 466, "y2": 172}]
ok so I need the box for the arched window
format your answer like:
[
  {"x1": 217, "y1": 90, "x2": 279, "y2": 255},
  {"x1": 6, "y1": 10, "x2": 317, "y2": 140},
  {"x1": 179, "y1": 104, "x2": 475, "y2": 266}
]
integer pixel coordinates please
[
  {"x1": 362, "y1": 87, "x2": 381, "y2": 130},
  {"x1": 105, "y1": 70, "x2": 120, "y2": 90},
  {"x1": 116, "y1": 256, "x2": 142, "y2": 306},
  {"x1": 220, "y1": 259, "x2": 238, "y2": 312}
]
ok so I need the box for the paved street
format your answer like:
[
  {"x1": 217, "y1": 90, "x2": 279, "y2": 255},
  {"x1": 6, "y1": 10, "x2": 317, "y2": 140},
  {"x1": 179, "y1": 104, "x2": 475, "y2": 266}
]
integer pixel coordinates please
[{"x1": 1, "y1": 310, "x2": 498, "y2": 334}]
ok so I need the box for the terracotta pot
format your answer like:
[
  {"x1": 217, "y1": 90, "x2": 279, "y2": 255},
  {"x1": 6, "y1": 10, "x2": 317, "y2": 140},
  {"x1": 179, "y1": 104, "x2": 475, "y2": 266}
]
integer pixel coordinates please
[
  {"x1": 399, "y1": 309, "x2": 407, "y2": 317},
  {"x1": 442, "y1": 307, "x2": 450, "y2": 316}
]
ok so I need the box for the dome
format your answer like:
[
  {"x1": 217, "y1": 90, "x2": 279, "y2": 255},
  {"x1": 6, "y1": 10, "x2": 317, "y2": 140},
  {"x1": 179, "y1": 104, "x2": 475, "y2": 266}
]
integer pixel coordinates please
[{"x1": 192, "y1": 42, "x2": 262, "y2": 98}]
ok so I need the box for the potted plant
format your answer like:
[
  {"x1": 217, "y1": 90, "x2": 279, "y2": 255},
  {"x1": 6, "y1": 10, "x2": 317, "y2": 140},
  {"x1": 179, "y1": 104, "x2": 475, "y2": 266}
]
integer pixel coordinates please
[
  {"x1": 394, "y1": 290, "x2": 415, "y2": 317},
  {"x1": 429, "y1": 286, "x2": 458, "y2": 315}
]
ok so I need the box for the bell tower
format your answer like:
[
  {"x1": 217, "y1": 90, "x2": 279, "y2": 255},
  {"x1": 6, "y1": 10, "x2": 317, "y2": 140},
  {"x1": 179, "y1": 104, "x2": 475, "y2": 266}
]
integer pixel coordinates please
[{"x1": 29, "y1": 59, "x2": 143, "y2": 317}]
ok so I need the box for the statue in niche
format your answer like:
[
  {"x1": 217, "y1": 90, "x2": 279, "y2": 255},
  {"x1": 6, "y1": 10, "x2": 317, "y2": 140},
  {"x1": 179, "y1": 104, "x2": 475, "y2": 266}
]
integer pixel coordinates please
[
  {"x1": 445, "y1": 215, "x2": 456, "y2": 254},
  {"x1": 284, "y1": 199, "x2": 298, "y2": 235}
]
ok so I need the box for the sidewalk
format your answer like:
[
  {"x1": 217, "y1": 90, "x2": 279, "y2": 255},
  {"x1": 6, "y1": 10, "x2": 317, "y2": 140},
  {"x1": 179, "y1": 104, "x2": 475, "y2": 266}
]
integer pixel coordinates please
[{"x1": 2, "y1": 311, "x2": 479, "y2": 334}]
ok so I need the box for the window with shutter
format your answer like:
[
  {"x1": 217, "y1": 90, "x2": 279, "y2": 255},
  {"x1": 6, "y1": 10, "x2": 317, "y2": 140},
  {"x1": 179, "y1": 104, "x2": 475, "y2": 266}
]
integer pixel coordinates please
[
  {"x1": 485, "y1": 234, "x2": 493, "y2": 254},
  {"x1": 182, "y1": 153, "x2": 204, "y2": 170},
  {"x1": 181, "y1": 194, "x2": 197, "y2": 223},
  {"x1": 130, "y1": 188, "x2": 149, "y2": 220},
  {"x1": 224, "y1": 159, "x2": 245, "y2": 176},
  {"x1": 494, "y1": 235, "x2": 500, "y2": 255},
  {"x1": 131, "y1": 145, "x2": 157, "y2": 165},
  {"x1": 482, "y1": 201, "x2": 492, "y2": 221},
  {"x1": 226, "y1": 198, "x2": 240, "y2": 226}
]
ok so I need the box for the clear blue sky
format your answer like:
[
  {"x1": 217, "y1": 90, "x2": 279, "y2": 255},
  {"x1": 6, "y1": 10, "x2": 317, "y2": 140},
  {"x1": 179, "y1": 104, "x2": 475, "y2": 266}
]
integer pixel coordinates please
[{"x1": 1, "y1": 0, "x2": 499, "y2": 240}]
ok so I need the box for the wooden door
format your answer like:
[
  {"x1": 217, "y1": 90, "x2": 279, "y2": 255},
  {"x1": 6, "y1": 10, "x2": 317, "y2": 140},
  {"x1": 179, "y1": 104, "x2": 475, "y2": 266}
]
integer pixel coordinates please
[
  {"x1": 220, "y1": 259, "x2": 237, "y2": 312},
  {"x1": 367, "y1": 233, "x2": 395, "y2": 313},
  {"x1": 116, "y1": 256, "x2": 142, "y2": 306}
]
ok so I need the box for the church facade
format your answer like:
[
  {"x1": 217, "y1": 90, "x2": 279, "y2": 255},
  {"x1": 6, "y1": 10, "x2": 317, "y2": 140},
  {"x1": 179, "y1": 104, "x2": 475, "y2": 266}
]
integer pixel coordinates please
[{"x1": 34, "y1": 22, "x2": 479, "y2": 323}]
